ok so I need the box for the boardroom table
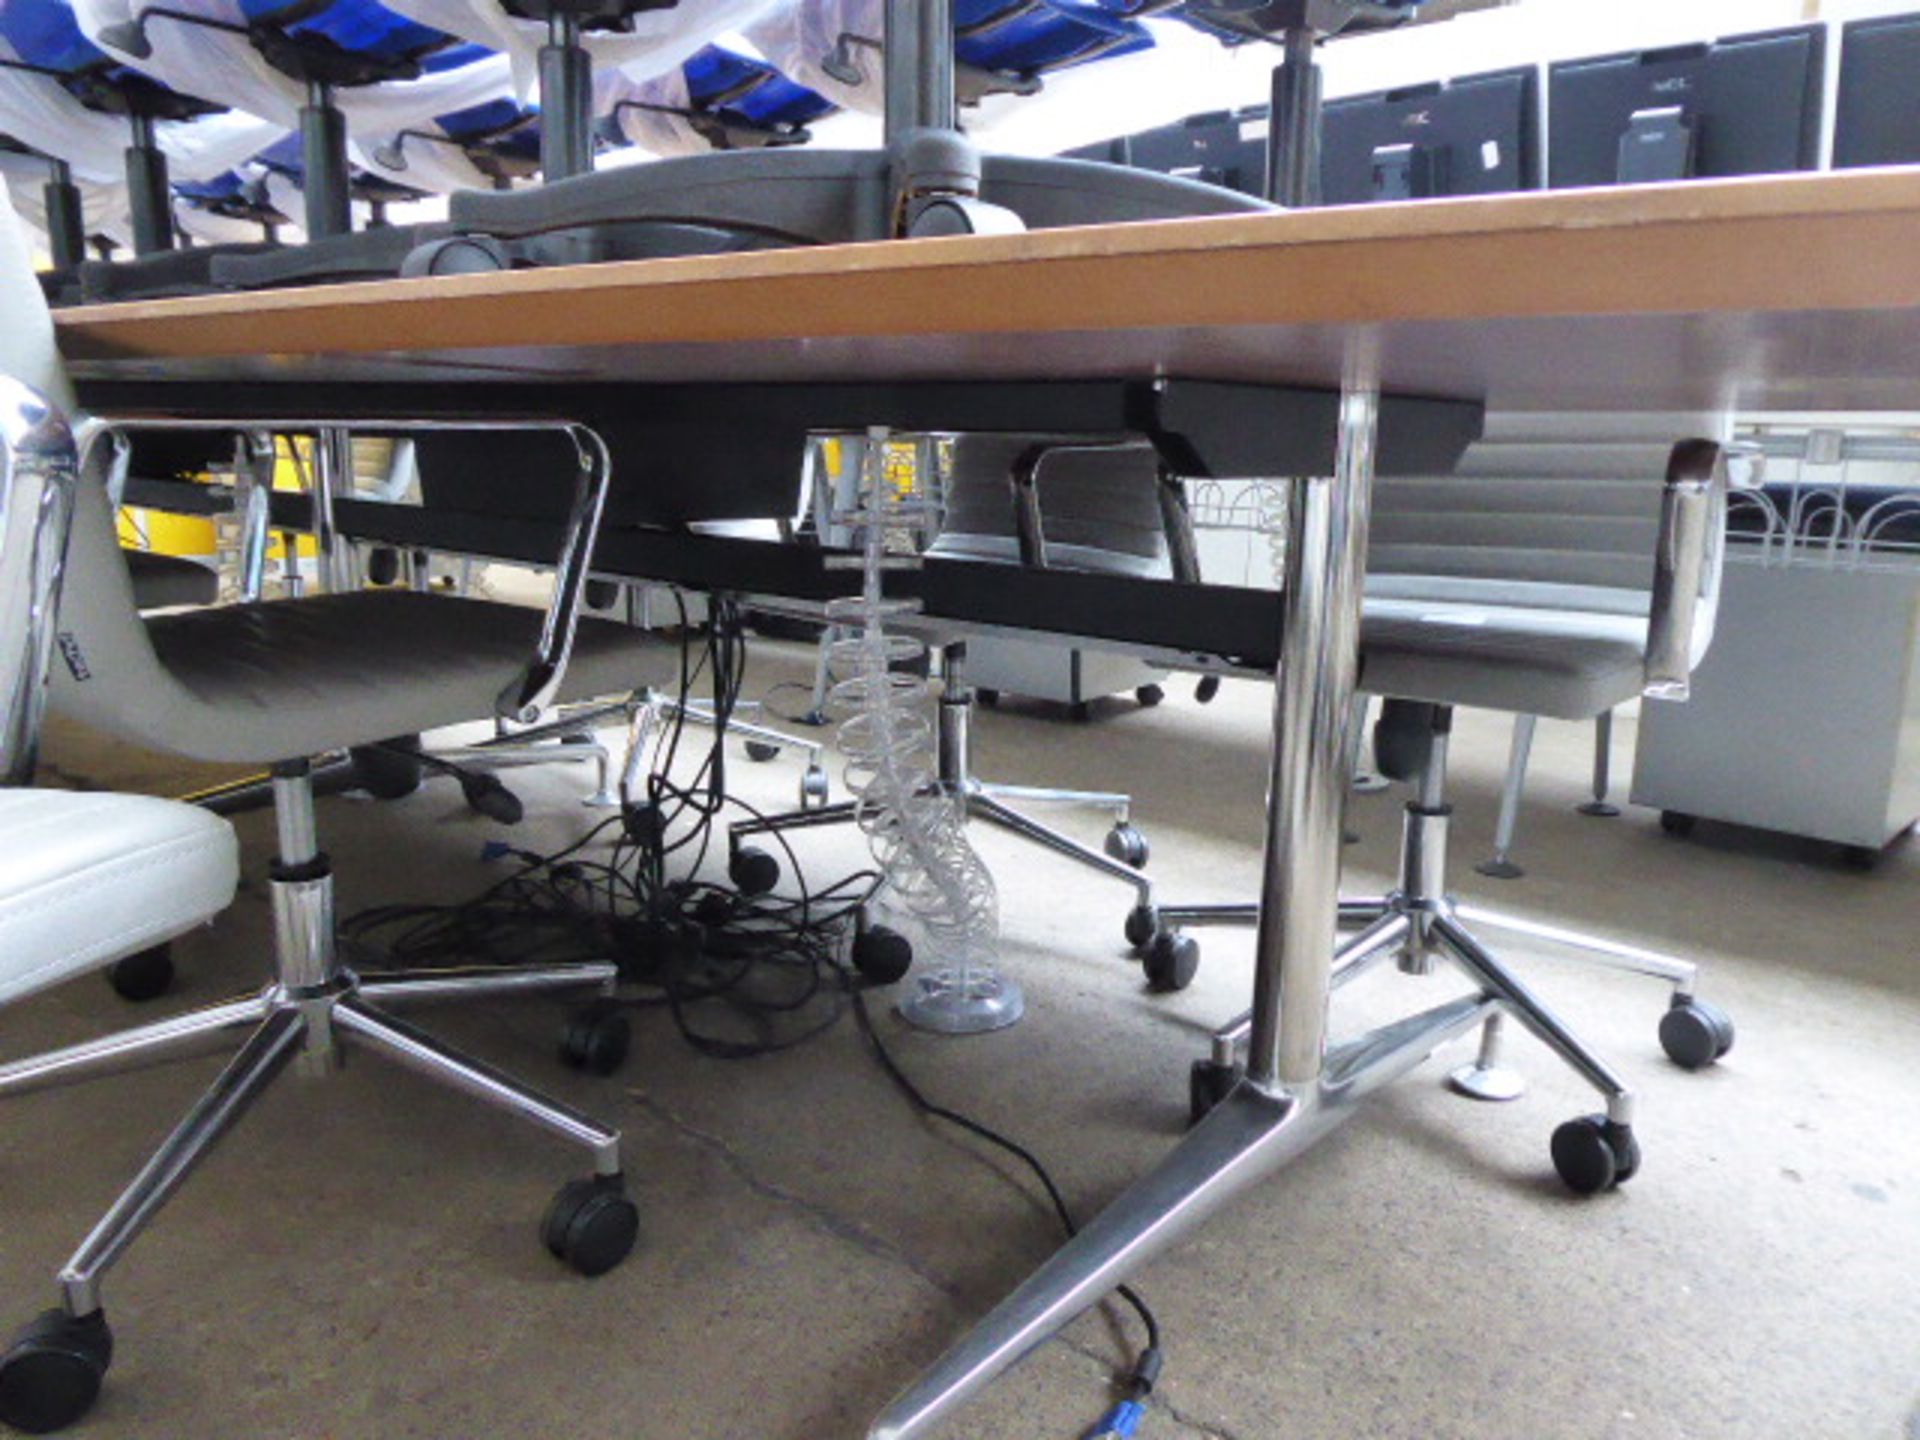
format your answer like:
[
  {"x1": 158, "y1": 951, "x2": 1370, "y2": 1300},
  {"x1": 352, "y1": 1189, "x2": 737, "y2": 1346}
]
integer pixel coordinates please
[{"x1": 52, "y1": 168, "x2": 1920, "y2": 1439}]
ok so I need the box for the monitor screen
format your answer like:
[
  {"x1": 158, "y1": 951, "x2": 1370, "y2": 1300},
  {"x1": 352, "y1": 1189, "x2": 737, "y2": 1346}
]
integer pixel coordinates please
[
  {"x1": 1548, "y1": 25, "x2": 1825, "y2": 188},
  {"x1": 1065, "y1": 108, "x2": 1269, "y2": 198},
  {"x1": 1321, "y1": 66, "x2": 1538, "y2": 204},
  {"x1": 1835, "y1": 13, "x2": 1920, "y2": 168}
]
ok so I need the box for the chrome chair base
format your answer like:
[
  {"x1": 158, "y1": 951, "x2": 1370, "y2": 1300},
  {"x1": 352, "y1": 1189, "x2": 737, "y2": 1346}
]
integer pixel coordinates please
[
  {"x1": 727, "y1": 645, "x2": 1153, "y2": 921},
  {"x1": 0, "y1": 762, "x2": 635, "y2": 1435}
]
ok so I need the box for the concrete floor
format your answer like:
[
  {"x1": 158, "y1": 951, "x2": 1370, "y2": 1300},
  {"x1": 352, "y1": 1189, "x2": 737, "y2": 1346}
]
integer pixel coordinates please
[{"x1": 6, "y1": 643, "x2": 1918, "y2": 1440}]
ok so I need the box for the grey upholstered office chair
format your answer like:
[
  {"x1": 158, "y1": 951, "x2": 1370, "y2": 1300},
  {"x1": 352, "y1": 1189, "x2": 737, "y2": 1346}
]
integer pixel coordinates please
[
  {"x1": 727, "y1": 432, "x2": 1180, "y2": 932},
  {"x1": 1146, "y1": 414, "x2": 1744, "y2": 1195},
  {"x1": 0, "y1": 191, "x2": 646, "y2": 1433}
]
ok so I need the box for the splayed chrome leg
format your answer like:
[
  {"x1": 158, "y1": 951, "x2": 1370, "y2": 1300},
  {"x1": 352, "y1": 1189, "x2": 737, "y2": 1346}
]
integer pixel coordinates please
[
  {"x1": 867, "y1": 992, "x2": 1494, "y2": 1440},
  {"x1": 356, "y1": 961, "x2": 618, "y2": 1007},
  {"x1": 1453, "y1": 903, "x2": 1698, "y2": 996},
  {"x1": 0, "y1": 993, "x2": 272, "y2": 1100},
  {"x1": 867, "y1": 344, "x2": 1387, "y2": 1440},
  {"x1": 968, "y1": 793, "x2": 1151, "y2": 903}
]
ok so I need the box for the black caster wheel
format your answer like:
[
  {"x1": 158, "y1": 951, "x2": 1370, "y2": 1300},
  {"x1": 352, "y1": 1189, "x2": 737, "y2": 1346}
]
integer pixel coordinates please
[
  {"x1": 1194, "y1": 675, "x2": 1221, "y2": 704},
  {"x1": 584, "y1": 579, "x2": 621, "y2": 610},
  {"x1": 729, "y1": 845, "x2": 780, "y2": 897},
  {"x1": 744, "y1": 740, "x2": 780, "y2": 763},
  {"x1": 0, "y1": 1308, "x2": 112, "y2": 1435},
  {"x1": 543, "y1": 1177, "x2": 639, "y2": 1278},
  {"x1": 1188, "y1": 1059, "x2": 1240, "y2": 1126},
  {"x1": 851, "y1": 923, "x2": 913, "y2": 986},
  {"x1": 365, "y1": 546, "x2": 402, "y2": 587},
  {"x1": 560, "y1": 1001, "x2": 631, "y2": 1077},
  {"x1": 1123, "y1": 904, "x2": 1159, "y2": 952},
  {"x1": 1103, "y1": 824, "x2": 1150, "y2": 869},
  {"x1": 1659, "y1": 997, "x2": 1735, "y2": 1070},
  {"x1": 1550, "y1": 1115, "x2": 1640, "y2": 1195},
  {"x1": 107, "y1": 943, "x2": 173, "y2": 1002},
  {"x1": 1135, "y1": 684, "x2": 1164, "y2": 708},
  {"x1": 976, "y1": 688, "x2": 1000, "y2": 708},
  {"x1": 799, "y1": 764, "x2": 830, "y2": 810},
  {"x1": 1659, "y1": 810, "x2": 1696, "y2": 838},
  {"x1": 350, "y1": 736, "x2": 423, "y2": 801},
  {"x1": 1143, "y1": 930, "x2": 1200, "y2": 994}
]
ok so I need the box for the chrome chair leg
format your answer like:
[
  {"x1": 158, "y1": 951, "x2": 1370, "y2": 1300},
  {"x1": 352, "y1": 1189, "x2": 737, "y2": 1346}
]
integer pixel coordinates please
[
  {"x1": 1204, "y1": 910, "x2": 1415, "y2": 1067},
  {"x1": 1453, "y1": 903, "x2": 1698, "y2": 997},
  {"x1": 1476, "y1": 713, "x2": 1536, "y2": 880},
  {"x1": 1431, "y1": 914, "x2": 1634, "y2": 1128},
  {"x1": 57, "y1": 1009, "x2": 306, "y2": 1318},
  {"x1": 1577, "y1": 709, "x2": 1621, "y2": 817},
  {"x1": 966, "y1": 793, "x2": 1151, "y2": 904},
  {"x1": 0, "y1": 993, "x2": 273, "y2": 1101},
  {"x1": 975, "y1": 781, "x2": 1130, "y2": 824},
  {"x1": 356, "y1": 961, "x2": 618, "y2": 1008},
  {"x1": 333, "y1": 1000, "x2": 622, "y2": 1177},
  {"x1": 1444, "y1": 1009, "x2": 1526, "y2": 1102}
]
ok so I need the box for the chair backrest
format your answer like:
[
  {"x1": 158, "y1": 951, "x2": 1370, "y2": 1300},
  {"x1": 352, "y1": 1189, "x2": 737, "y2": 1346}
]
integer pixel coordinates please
[
  {"x1": 1367, "y1": 411, "x2": 1730, "y2": 618},
  {"x1": 0, "y1": 177, "x2": 82, "y2": 782},
  {"x1": 0, "y1": 178, "x2": 199, "y2": 759},
  {"x1": 926, "y1": 434, "x2": 1174, "y2": 580}
]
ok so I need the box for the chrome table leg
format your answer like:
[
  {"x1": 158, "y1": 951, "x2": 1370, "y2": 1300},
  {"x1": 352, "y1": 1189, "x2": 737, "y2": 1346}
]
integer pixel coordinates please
[{"x1": 867, "y1": 347, "x2": 1384, "y2": 1439}]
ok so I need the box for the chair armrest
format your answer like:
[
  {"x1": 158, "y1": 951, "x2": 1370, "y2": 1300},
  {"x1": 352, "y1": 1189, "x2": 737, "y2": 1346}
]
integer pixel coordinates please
[
  {"x1": 0, "y1": 377, "x2": 81, "y2": 785},
  {"x1": 85, "y1": 416, "x2": 612, "y2": 727},
  {"x1": 1643, "y1": 437, "x2": 1752, "y2": 701}
]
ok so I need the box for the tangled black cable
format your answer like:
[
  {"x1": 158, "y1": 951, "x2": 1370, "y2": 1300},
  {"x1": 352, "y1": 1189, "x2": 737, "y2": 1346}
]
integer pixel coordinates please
[{"x1": 340, "y1": 590, "x2": 1165, "y2": 1432}]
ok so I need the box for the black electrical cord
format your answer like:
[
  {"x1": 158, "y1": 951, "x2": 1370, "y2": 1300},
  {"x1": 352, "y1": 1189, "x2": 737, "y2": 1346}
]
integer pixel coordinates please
[
  {"x1": 340, "y1": 586, "x2": 1166, "y2": 1426},
  {"x1": 845, "y1": 981, "x2": 1163, "y2": 1378}
]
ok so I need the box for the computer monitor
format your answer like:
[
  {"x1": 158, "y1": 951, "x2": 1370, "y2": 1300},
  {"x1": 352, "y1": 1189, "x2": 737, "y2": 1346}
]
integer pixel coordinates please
[
  {"x1": 1835, "y1": 13, "x2": 1920, "y2": 168},
  {"x1": 1320, "y1": 66, "x2": 1538, "y2": 204},
  {"x1": 1065, "y1": 107, "x2": 1269, "y2": 198},
  {"x1": 1548, "y1": 24, "x2": 1824, "y2": 188}
]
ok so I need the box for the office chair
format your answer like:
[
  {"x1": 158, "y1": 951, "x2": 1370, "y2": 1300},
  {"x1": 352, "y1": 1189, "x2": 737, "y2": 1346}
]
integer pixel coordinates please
[
  {"x1": 1143, "y1": 414, "x2": 1744, "y2": 1192},
  {"x1": 0, "y1": 192, "x2": 643, "y2": 1433},
  {"x1": 726, "y1": 433, "x2": 1179, "y2": 944}
]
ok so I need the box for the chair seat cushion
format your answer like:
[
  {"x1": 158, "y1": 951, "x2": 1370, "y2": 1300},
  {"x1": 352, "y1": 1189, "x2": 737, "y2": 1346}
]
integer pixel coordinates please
[
  {"x1": 143, "y1": 591, "x2": 652, "y2": 763},
  {"x1": 0, "y1": 791, "x2": 238, "y2": 1007},
  {"x1": 125, "y1": 549, "x2": 219, "y2": 610},
  {"x1": 1362, "y1": 597, "x2": 1648, "y2": 720}
]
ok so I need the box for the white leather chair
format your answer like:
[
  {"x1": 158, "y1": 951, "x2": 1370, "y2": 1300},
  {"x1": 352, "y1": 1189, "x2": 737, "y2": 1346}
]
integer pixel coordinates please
[{"x1": 0, "y1": 182, "x2": 642, "y2": 1434}]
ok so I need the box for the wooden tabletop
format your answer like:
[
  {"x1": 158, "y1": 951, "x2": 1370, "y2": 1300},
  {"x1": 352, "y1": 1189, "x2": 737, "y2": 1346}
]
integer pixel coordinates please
[{"x1": 55, "y1": 169, "x2": 1920, "y2": 413}]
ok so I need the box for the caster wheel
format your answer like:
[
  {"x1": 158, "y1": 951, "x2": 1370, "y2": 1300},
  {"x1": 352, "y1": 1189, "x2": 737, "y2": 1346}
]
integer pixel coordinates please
[
  {"x1": 1194, "y1": 675, "x2": 1221, "y2": 704},
  {"x1": 1123, "y1": 904, "x2": 1159, "y2": 952},
  {"x1": 543, "y1": 1178, "x2": 639, "y2": 1278},
  {"x1": 1143, "y1": 930, "x2": 1200, "y2": 993},
  {"x1": 1659, "y1": 810, "x2": 1696, "y2": 838},
  {"x1": 0, "y1": 1309, "x2": 111, "y2": 1435},
  {"x1": 975, "y1": 688, "x2": 1000, "y2": 708},
  {"x1": 351, "y1": 736, "x2": 423, "y2": 801},
  {"x1": 1188, "y1": 1059, "x2": 1239, "y2": 1126},
  {"x1": 744, "y1": 740, "x2": 780, "y2": 763},
  {"x1": 1659, "y1": 997, "x2": 1735, "y2": 1070},
  {"x1": 584, "y1": 579, "x2": 621, "y2": 610},
  {"x1": 1135, "y1": 684, "x2": 1164, "y2": 708},
  {"x1": 1103, "y1": 824, "x2": 1150, "y2": 869},
  {"x1": 560, "y1": 1001, "x2": 631, "y2": 1077},
  {"x1": 729, "y1": 845, "x2": 780, "y2": 897},
  {"x1": 107, "y1": 943, "x2": 173, "y2": 1002},
  {"x1": 799, "y1": 764, "x2": 830, "y2": 810},
  {"x1": 851, "y1": 924, "x2": 913, "y2": 986},
  {"x1": 1550, "y1": 1115, "x2": 1640, "y2": 1195}
]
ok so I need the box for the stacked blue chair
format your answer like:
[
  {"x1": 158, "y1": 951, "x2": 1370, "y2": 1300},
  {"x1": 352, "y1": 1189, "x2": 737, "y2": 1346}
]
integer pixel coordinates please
[{"x1": 605, "y1": 42, "x2": 839, "y2": 154}]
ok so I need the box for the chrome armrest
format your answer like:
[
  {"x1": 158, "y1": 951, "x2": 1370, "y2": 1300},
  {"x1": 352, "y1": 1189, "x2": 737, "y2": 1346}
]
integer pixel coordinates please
[
  {"x1": 1643, "y1": 437, "x2": 1751, "y2": 701},
  {"x1": 85, "y1": 414, "x2": 613, "y2": 727},
  {"x1": 0, "y1": 377, "x2": 81, "y2": 786}
]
